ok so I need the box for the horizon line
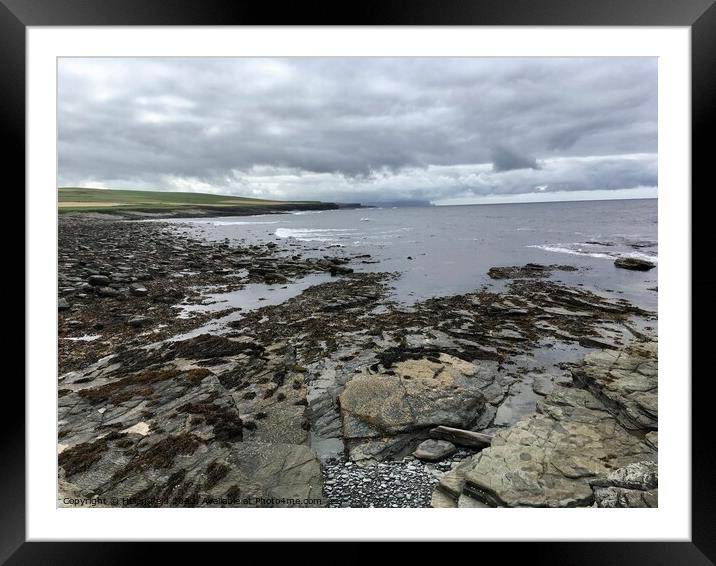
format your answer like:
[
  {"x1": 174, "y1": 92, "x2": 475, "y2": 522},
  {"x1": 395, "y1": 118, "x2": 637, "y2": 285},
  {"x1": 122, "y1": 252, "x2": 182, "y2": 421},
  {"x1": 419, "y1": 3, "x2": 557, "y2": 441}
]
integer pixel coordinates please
[{"x1": 428, "y1": 195, "x2": 657, "y2": 207}]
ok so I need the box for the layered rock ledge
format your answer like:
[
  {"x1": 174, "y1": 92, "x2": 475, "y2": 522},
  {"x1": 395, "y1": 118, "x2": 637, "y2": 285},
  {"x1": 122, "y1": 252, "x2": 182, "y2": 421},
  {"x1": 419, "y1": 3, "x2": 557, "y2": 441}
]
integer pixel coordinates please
[{"x1": 432, "y1": 340, "x2": 658, "y2": 508}]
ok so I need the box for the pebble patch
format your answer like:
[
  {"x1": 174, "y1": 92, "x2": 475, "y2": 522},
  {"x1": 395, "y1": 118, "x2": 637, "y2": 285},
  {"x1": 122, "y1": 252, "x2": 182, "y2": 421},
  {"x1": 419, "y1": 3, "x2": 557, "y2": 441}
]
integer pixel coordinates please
[{"x1": 321, "y1": 450, "x2": 477, "y2": 508}]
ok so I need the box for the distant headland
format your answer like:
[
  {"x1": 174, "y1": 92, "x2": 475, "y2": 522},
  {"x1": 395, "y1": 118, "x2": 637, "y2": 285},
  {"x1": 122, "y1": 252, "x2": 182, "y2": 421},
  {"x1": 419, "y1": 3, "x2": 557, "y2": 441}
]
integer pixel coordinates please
[{"x1": 58, "y1": 187, "x2": 363, "y2": 218}]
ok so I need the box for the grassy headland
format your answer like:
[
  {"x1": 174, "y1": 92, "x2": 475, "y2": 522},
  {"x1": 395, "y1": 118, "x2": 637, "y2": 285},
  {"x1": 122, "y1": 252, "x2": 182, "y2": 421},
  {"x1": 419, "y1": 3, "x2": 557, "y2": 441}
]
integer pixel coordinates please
[{"x1": 58, "y1": 187, "x2": 345, "y2": 217}]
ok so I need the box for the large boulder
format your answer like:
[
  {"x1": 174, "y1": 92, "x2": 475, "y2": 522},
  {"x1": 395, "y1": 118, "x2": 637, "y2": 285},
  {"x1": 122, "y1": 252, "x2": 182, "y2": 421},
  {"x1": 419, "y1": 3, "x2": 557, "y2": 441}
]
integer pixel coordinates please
[
  {"x1": 339, "y1": 354, "x2": 487, "y2": 439},
  {"x1": 338, "y1": 354, "x2": 489, "y2": 462}
]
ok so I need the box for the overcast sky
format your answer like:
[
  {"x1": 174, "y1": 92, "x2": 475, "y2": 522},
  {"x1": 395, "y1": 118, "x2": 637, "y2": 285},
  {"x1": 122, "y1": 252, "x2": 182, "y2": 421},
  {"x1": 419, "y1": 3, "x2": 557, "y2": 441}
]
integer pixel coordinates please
[{"x1": 58, "y1": 57, "x2": 657, "y2": 205}]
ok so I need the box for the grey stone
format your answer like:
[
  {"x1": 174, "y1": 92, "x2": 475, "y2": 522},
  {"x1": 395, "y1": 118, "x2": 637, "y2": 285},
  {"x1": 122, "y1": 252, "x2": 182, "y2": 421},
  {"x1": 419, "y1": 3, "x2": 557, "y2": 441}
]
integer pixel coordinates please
[
  {"x1": 532, "y1": 375, "x2": 554, "y2": 396},
  {"x1": 614, "y1": 257, "x2": 656, "y2": 271},
  {"x1": 96, "y1": 286, "x2": 120, "y2": 297},
  {"x1": 129, "y1": 283, "x2": 148, "y2": 296},
  {"x1": 413, "y1": 439, "x2": 457, "y2": 462},
  {"x1": 128, "y1": 316, "x2": 152, "y2": 328},
  {"x1": 88, "y1": 274, "x2": 110, "y2": 286}
]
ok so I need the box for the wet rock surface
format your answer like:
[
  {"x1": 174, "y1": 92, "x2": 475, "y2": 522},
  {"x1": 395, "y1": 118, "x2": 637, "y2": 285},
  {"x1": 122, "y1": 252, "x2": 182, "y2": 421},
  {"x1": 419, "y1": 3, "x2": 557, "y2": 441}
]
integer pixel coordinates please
[{"x1": 58, "y1": 216, "x2": 658, "y2": 508}]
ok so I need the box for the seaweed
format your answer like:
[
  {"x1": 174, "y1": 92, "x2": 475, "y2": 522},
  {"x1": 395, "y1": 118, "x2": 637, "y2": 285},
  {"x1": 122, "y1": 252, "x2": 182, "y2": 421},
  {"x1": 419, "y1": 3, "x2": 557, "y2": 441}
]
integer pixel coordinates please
[
  {"x1": 205, "y1": 461, "x2": 230, "y2": 490},
  {"x1": 59, "y1": 431, "x2": 123, "y2": 476},
  {"x1": 177, "y1": 400, "x2": 243, "y2": 442},
  {"x1": 167, "y1": 334, "x2": 264, "y2": 361},
  {"x1": 78, "y1": 368, "x2": 181, "y2": 404},
  {"x1": 184, "y1": 368, "x2": 211, "y2": 385},
  {"x1": 111, "y1": 433, "x2": 202, "y2": 484}
]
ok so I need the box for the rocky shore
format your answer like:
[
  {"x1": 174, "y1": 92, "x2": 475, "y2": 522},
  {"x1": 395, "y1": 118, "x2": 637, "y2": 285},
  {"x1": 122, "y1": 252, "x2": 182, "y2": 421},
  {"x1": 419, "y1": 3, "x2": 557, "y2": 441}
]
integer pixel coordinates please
[{"x1": 58, "y1": 216, "x2": 658, "y2": 508}]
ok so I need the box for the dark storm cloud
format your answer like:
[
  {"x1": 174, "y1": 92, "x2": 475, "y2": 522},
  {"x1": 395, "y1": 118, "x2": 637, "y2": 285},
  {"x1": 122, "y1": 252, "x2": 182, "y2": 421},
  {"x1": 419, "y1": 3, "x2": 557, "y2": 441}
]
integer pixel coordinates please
[
  {"x1": 491, "y1": 146, "x2": 539, "y2": 172},
  {"x1": 58, "y1": 58, "x2": 657, "y2": 201}
]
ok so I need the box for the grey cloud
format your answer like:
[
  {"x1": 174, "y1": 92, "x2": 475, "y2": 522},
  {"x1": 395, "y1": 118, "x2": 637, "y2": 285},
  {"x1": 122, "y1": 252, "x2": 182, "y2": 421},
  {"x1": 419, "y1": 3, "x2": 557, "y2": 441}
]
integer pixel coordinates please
[
  {"x1": 58, "y1": 57, "x2": 657, "y2": 202},
  {"x1": 491, "y1": 146, "x2": 539, "y2": 172}
]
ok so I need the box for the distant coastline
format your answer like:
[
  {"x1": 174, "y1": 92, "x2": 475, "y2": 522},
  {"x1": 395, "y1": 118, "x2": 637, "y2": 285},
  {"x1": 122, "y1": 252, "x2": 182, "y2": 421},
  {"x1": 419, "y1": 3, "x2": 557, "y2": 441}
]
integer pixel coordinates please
[{"x1": 58, "y1": 187, "x2": 364, "y2": 219}]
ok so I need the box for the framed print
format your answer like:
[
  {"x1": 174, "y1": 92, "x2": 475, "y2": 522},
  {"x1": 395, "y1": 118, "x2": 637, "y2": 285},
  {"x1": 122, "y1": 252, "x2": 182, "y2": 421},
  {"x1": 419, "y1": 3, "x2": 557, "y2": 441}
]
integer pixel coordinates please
[{"x1": 8, "y1": 0, "x2": 714, "y2": 562}]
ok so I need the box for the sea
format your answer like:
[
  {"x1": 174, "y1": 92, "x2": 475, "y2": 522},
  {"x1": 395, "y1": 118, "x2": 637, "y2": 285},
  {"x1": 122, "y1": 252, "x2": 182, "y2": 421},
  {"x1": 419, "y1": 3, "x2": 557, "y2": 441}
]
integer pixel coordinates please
[{"x1": 168, "y1": 198, "x2": 658, "y2": 313}]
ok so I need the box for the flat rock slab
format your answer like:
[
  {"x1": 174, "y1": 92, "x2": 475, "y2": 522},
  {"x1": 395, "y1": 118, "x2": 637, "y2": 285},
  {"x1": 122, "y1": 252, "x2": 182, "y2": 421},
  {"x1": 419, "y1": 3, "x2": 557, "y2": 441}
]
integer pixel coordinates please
[
  {"x1": 429, "y1": 425, "x2": 492, "y2": 449},
  {"x1": 413, "y1": 439, "x2": 457, "y2": 462},
  {"x1": 221, "y1": 442, "x2": 323, "y2": 506},
  {"x1": 458, "y1": 385, "x2": 655, "y2": 507}
]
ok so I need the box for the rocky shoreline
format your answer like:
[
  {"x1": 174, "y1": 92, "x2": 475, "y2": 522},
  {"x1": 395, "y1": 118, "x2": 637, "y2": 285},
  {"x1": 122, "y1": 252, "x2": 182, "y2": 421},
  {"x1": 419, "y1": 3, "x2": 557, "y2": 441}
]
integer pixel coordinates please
[{"x1": 58, "y1": 216, "x2": 658, "y2": 508}]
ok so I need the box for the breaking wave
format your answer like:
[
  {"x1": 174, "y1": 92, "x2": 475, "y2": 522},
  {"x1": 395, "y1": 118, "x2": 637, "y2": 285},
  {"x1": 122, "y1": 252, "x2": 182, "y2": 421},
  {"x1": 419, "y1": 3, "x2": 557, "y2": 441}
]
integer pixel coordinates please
[
  {"x1": 275, "y1": 227, "x2": 358, "y2": 242},
  {"x1": 528, "y1": 243, "x2": 658, "y2": 263}
]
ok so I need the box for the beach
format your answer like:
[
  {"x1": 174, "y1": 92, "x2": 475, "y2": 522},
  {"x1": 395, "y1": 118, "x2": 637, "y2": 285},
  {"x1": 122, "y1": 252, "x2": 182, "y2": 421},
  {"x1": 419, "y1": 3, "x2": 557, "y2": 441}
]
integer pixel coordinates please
[{"x1": 57, "y1": 200, "x2": 658, "y2": 508}]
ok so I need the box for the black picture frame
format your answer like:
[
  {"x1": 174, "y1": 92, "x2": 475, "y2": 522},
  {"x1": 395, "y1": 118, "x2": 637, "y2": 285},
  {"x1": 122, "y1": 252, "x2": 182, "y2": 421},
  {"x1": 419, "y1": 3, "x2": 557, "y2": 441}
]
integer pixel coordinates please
[{"x1": 8, "y1": 0, "x2": 714, "y2": 562}]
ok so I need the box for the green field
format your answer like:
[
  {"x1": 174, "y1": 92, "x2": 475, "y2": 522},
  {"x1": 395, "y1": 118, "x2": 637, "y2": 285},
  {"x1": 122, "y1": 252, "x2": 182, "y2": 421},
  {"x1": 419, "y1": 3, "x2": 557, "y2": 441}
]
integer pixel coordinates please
[{"x1": 58, "y1": 187, "x2": 323, "y2": 213}]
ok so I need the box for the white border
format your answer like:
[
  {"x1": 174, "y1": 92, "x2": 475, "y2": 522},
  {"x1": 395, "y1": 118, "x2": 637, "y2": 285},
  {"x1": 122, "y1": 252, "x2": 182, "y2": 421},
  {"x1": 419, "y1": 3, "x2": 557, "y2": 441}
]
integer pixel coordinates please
[{"x1": 27, "y1": 27, "x2": 691, "y2": 541}]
